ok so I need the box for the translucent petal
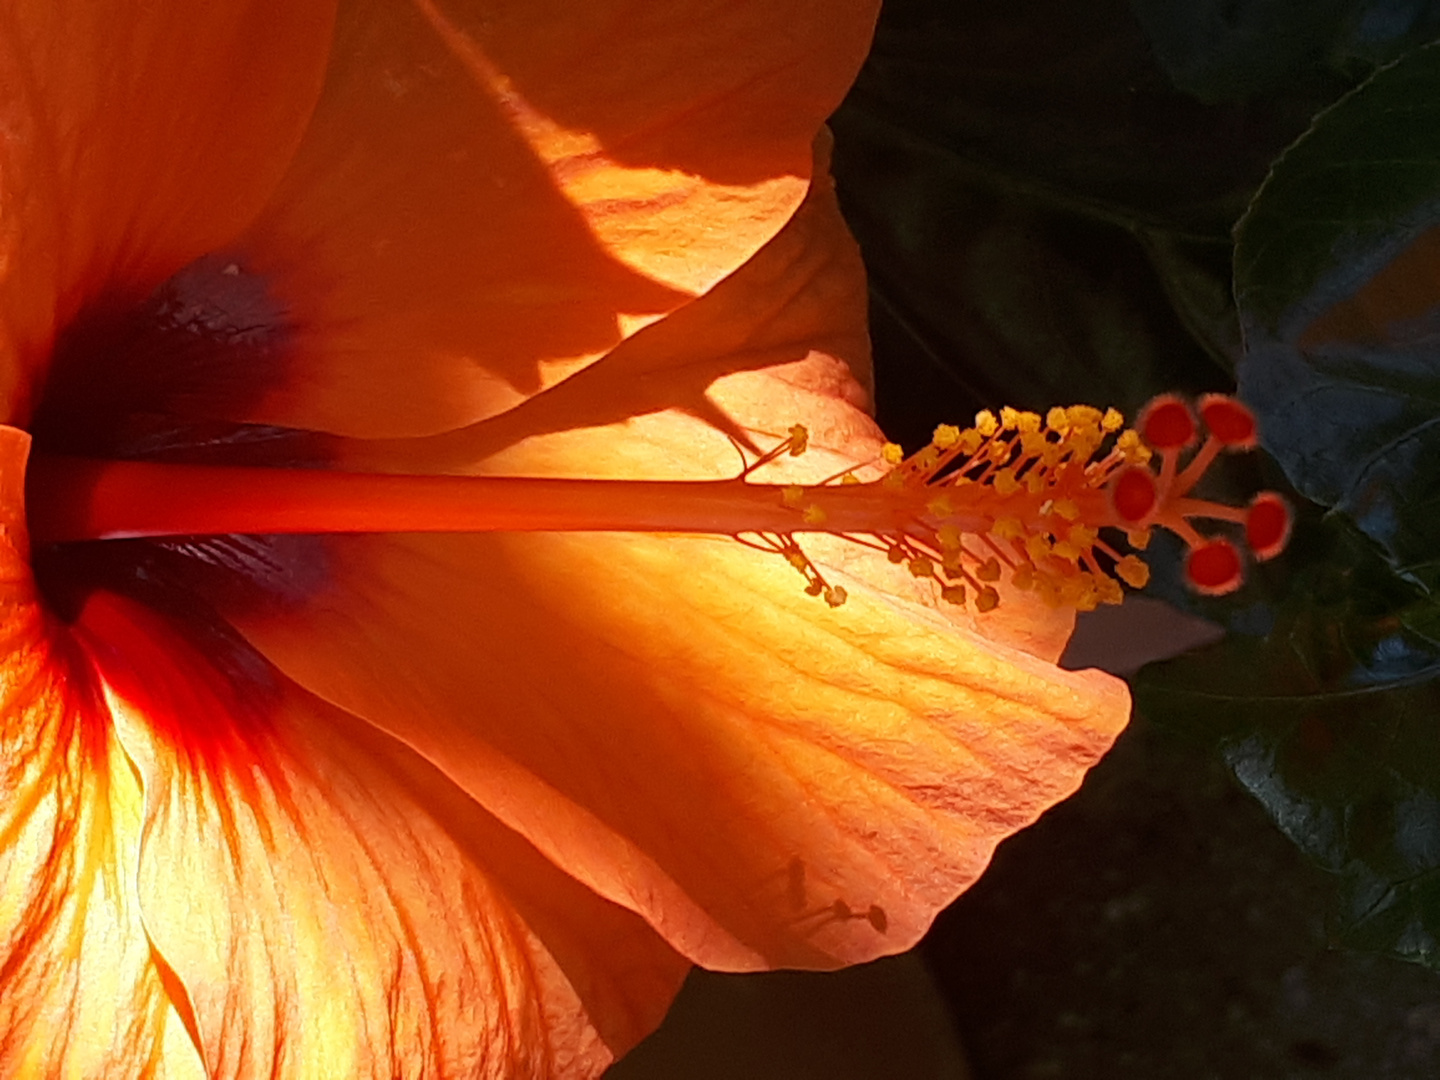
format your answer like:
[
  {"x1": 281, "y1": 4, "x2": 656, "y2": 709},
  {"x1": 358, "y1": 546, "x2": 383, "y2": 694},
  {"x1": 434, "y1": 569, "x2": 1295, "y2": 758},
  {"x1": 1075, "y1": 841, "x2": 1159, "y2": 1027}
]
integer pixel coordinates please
[
  {"x1": 0, "y1": 429, "x2": 205, "y2": 1078},
  {"x1": 85, "y1": 590, "x2": 688, "y2": 1078},
  {"x1": 235, "y1": 0, "x2": 879, "y2": 437},
  {"x1": 1, "y1": 421, "x2": 686, "y2": 1076}
]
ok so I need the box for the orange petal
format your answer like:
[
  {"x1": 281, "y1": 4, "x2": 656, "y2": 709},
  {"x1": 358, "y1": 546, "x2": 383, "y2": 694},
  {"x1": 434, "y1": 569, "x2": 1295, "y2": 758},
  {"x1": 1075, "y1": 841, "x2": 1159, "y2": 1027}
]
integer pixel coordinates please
[
  {"x1": 0, "y1": 0, "x2": 336, "y2": 423},
  {"x1": 236, "y1": 0, "x2": 879, "y2": 437},
  {"x1": 0, "y1": 429, "x2": 203, "y2": 1076},
  {"x1": 223, "y1": 525, "x2": 1126, "y2": 976},
  {"x1": 1, "y1": 429, "x2": 686, "y2": 1076},
  {"x1": 78, "y1": 590, "x2": 688, "y2": 1078},
  {"x1": 356, "y1": 130, "x2": 879, "y2": 474},
  {"x1": 214, "y1": 181, "x2": 1129, "y2": 972}
]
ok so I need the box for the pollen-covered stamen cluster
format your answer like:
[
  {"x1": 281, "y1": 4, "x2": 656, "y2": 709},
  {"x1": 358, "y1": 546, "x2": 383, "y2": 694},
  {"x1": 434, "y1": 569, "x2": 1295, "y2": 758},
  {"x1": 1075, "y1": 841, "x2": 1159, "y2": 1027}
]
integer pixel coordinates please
[
  {"x1": 844, "y1": 404, "x2": 1146, "y2": 612},
  {"x1": 765, "y1": 395, "x2": 1290, "y2": 611}
]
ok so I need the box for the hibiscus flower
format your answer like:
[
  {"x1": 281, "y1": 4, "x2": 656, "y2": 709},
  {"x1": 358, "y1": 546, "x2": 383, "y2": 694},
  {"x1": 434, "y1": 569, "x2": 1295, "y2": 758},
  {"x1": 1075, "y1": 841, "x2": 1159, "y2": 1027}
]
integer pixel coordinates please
[{"x1": 0, "y1": 1, "x2": 1138, "y2": 1076}]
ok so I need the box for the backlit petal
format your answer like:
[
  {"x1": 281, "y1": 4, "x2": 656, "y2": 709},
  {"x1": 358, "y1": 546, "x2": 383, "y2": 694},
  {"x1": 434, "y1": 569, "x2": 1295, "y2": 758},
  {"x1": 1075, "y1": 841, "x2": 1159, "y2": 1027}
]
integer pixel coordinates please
[
  {"x1": 236, "y1": 0, "x2": 879, "y2": 437},
  {"x1": 0, "y1": 429, "x2": 204, "y2": 1078},
  {"x1": 0, "y1": 0, "x2": 336, "y2": 423},
  {"x1": 100, "y1": 613, "x2": 685, "y2": 1077},
  {"x1": 79, "y1": 589, "x2": 687, "y2": 1079},
  {"x1": 2, "y1": 424, "x2": 685, "y2": 1075},
  {"x1": 357, "y1": 131, "x2": 879, "y2": 474},
  {"x1": 228, "y1": 527, "x2": 1126, "y2": 973}
]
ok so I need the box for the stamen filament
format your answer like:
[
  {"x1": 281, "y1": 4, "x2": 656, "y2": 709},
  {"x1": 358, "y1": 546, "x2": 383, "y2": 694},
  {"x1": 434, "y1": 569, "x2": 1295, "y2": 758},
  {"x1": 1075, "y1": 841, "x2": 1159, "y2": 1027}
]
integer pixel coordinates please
[
  {"x1": 24, "y1": 457, "x2": 815, "y2": 543},
  {"x1": 1171, "y1": 437, "x2": 1222, "y2": 498},
  {"x1": 25, "y1": 455, "x2": 1027, "y2": 545},
  {"x1": 1169, "y1": 497, "x2": 1246, "y2": 526}
]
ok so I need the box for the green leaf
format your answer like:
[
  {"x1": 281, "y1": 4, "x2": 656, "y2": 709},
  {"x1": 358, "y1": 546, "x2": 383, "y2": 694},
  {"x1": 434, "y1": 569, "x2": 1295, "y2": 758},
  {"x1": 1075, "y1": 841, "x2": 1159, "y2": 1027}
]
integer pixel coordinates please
[
  {"x1": 841, "y1": 0, "x2": 1350, "y2": 233},
  {"x1": 1129, "y1": 0, "x2": 1440, "y2": 104},
  {"x1": 1137, "y1": 231, "x2": 1244, "y2": 372},
  {"x1": 831, "y1": 109, "x2": 1217, "y2": 446},
  {"x1": 1138, "y1": 514, "x2": 1440, "y2": 968},
  {"x1": 1235, "y1": 40, "x2": 1440, "y2": 586},
  {"x1": 831, "y1": 0, "x2": 1372, "y2": 448},
  {"x1": 1130, "y1": 0, "x2": 1350, "y2": 104}
]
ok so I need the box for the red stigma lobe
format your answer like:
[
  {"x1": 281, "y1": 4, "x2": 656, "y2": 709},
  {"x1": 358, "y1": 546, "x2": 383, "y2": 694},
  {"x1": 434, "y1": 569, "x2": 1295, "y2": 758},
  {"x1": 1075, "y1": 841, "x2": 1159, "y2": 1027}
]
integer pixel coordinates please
[
  {"x1": 1185, "y1": 539, "x2": 1243, "y2": 595},
  {"x1": 1139, "y1": 396, "x2": 1197, "y2": 450}
]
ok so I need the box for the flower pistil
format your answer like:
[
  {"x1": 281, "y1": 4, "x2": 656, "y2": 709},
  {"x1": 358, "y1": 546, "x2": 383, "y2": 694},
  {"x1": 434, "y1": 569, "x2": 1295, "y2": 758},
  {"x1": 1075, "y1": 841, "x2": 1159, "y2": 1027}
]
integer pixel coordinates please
[{"x1": 22, "y1": 394, "x2": 1288, "y2": 612}]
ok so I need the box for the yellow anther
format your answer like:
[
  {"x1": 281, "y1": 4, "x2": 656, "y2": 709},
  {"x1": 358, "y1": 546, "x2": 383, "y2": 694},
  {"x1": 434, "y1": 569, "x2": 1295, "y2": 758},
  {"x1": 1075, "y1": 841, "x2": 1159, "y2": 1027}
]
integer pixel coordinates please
[
  {"x1": 881, "y1": 442, "x2": 905, "y2": 466},
  {"x1": 976, "y1": 557, "x2": 1002, "y2": 582},
  {"x1": 787, "y1": 424, "x2": 809, "y2": 455},
  {"x1": 915, "y1": 446, "x2": 941, "y2": 470},
  {"x1": 1115, "y1": 554, "x2": 1151, "y2": 589},
  {"x1": 1000, "y1": 406, "x2": 1021, "y2": 430},
  {"x1": 1017, "y1": 411, "x2": 1042, "y2": 434},
  {"x1": 940, "y1": 584, "x2": 967, "y2": 606},
  {"x1": 1067, "y1": 524, "x2": 1098, "y2": 548},
  {"x1": 786, "y1": 551, "x2": 810, "y2": 570},
  {"x1": 802, "y1": 504, "x2": 828, "y2": 526},
  {"x1": 975, "y1": 586, "x2": 1000, "y2": 613},
  {"x1": 1058, "y1": 574, "x2": 1093, "y2": 605},
  {"x1": 958, "y1": 429, "x2": 984, "y2": 454},
  {"x1": 887, "y1": 546, "x2": 908, "y2": 564},
  {"x1": 1066, "y1": 405, "x2": 1103, "y2": 428},
  {"x1": 974, "y1": 410, "x2": 999, "y2": 437},
  {"x1": 937, "y1": 524, "x2": 963, "y2": 551},
  {"x1": 824, "y1": 585, "x2": 848, "y2": 608},
  {"x1": 992, "y1": 517, "x2": 1023, "y2": 539},
  {"x1": 882, "y1": 470, "x2": 906, "y2": 491},
  {"x1": 1033, "y1": 576, "x2": 1063, "y2": 608},
  {"x1": 1067, "y1": 430, "x2": 1101, "y2": 460},
  {"x1": 1046, "y1": 406, "x2": 1071, "y2": 433},
  {"x1": 908, "y1": 556, "x2": 935, "y2": 578},
  {"x1": 1051, "y1": 498, "x2": 1079, "y2": 521},
  {"x1": 1117, "y1": 429, "x2": 1152, "y2": 463},
  {"x1": 932, "y1": 424, "x2": 961, "y2": 450},
  {"x1": 992, "y1": 469, "x2": 1020, "y2": 496},
  {"x1": 1020, "y1": 430, "x2": 1048, "y2": 456},
  {"x1": 1126, "y1": 527, "x2": 1152, "y2": 551},
  {"x1": 1011, "y1": 563, "x2": 1036, "y2": 590},
  {"x1": 1052, "y1": 540, "x2": 1082, "y2": 562},
  {"x1": 1096, "y1": 576, "x2": 1125, "y2": 606},
  {"x1": 1102, "y1": 407, "x2": 1124, "y2": 432},
  {"x1": 840, "y1": 472, "x2": 860, "y2": 485},
  {"x1": 1025, "y1": 472, "x2": 1046, "y2": 494},
  {"x1": 781, "y1": 485, "x2": 806, "y2": 508},
  {"x1": 927, "y1": 493, "x2": 956, "y2": 517},
  {"x1": 987, "y1": 441, "x2": 1012, "y2": 464},
  {"x1": 1025, "y1": 534, "x2": 1053, "y2": 563}
]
